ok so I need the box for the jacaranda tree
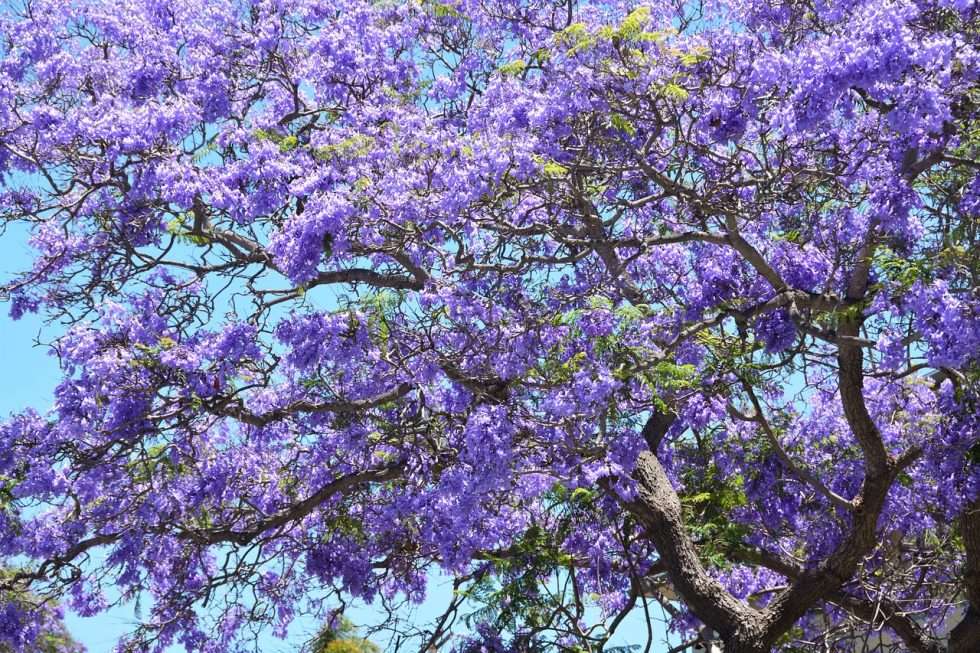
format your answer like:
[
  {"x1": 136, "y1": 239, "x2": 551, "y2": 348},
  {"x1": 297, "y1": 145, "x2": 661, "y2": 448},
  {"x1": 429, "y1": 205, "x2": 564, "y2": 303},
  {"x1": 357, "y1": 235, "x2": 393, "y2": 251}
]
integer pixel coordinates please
[{"x1": 0, "y1": 1, "x2": 978, "y2": 651}]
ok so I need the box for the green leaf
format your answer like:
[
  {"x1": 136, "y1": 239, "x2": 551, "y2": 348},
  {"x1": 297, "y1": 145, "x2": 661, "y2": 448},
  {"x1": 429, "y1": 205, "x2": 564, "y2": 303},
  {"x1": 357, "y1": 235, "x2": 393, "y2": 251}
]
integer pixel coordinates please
[
  {"x1": 557, "y1": 22, "x2": 597, "y2": 54},
  {"x1": 662, "y1": 82, "x2": 689, "y2": 101},
  {"x1": 429, "y1": 1, "x2": 459, "y2": 18},
  {"x1": 610, "y1": 113, "x2": 637, "y2": 136},
  {"x1": 684, "y1": 491, "x2": 714, "y2": 505},
  {"x1": 617, "y1": 6, "x2": 651, "y2": 40},
  {"x1": 678, "y1": 46, "x2": 711, "y2": 66},
  {"x1": 636, "y1": 29, "x2": 672, "y2": 43},
  {"x1": 165, "y1": 216, "x2": 186, "y2": 234},
  {"x1": 542, "y1": 160, "x2": 569, "y2": 177},
  {"x1": 557, "y1": 22, "x2": 589, "y2": 44},
  {"x1": 570, "y1": 487, "x2": 596, "y2": 504},
  {"x1": 498, "y1": 59, "x2": 527, "y2": 77},
  {"x1": 278, "y1": 135, "x2": 299, "y2": 152},
  {"x1": 586, "y1": 294, "x2": 614, "y2": 309},
  {"x1": 313, "y1": 134, "x2": 376, "y2": 161}
]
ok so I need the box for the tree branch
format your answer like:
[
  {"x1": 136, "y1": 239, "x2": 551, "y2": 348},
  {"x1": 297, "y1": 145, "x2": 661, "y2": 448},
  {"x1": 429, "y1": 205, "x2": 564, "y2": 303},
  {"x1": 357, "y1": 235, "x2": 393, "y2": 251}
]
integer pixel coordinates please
[
  {"x1": 624, "y1": 412, "x2": 761, "y2": 640},
  {"x1": 213, "y1": 382, "x2": 414, "y2": 427},
  {"x1": 950, "y1": 499, "x2": 980, "y2": 653}
]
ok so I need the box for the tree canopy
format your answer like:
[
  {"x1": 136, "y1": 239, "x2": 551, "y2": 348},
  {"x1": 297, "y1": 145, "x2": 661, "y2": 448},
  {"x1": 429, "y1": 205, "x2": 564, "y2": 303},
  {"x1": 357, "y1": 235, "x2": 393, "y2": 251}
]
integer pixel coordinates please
[
  {"x1": 0, "y1": 1, "x2": 978, "y2": 652},
  {"x1": 1, "y1": 569, "x2": 82, "y2": 653}
]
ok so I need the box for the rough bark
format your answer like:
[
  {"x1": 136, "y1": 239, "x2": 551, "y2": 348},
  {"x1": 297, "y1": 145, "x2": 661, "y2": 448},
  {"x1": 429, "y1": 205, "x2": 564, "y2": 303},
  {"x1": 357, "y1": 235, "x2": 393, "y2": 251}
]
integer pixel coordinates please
[
  {"x1": 733, "y1": 547, "x2": 943, "y2": 653},
  {"x1": 628, "y1": 448, "x2": 763, "y2": 640},
  {"x1": 949, "y1": 500, "x2": 980, "y2": 653}
]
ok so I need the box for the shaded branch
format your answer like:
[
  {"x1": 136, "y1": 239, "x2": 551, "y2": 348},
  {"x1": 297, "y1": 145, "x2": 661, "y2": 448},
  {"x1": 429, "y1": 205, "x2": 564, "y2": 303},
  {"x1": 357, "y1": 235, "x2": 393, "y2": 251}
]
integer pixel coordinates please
[
  {"x1": 950, "y1": 499, "x2": 980, "y2": 653},
  {"x1": 213, "y1": 382, "x2": 414, "y2": 427}
]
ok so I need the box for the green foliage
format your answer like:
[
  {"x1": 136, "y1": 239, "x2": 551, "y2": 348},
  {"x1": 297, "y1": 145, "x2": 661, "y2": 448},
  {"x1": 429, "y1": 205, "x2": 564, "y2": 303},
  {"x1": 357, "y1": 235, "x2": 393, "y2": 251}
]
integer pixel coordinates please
[
  {"x1": 190, "y1": 138, "x2": 221, "y2": 165},
  {"x1": 253, "y1": 127, "x2": 283, "y2": 145},
  {"x1": 279, "y1": 135, "x2": 299, "y2": 152},
  {"x1": 610, "y1": 113, "x2": 637, "y2": 136},
  {"x1": 616, "y1": 6, "x2": 651, "y2": 40},
  {"x1": 425, "y1": 0, "x2": 460, "y2": 18},
  {"x1": 127, "y1": 443, "x2": 188, "y2": 483},
  {"x1": 541, "y1": 159, "x2": 569, "y2": 177},
  {"x1": 497, "y1": 59, "x2": 527, "y2": 77},
  {"x1": 660, "y1": 82, "x2": 689, "y2": 102},
  {"x1": 649, "y1": 361, "x2": 697, "y2": 389},
  {"x1": 874, "y1": 246, "x2": 932, "y2": 289},
  {"x1": 556, "y1": 22, "x2": 592, "y2": 53},
  {"x1": 0, "y1": 475, "x2": 17, "y2": 512},
  {"x1": 163, "y1": 213, "x2": 209, "y2": 245},
  {"x1": 679, "y1": 468, "x2": 749, "y2": 568},
  {"x1": 322, "y1": 512, "x2": 368, "y2": 544},
  {"x1": 676, "y1": 45, "x2": 711, "y2": 66},
  {"x1": 457, "y1": 485, "x2": 604, "y2": 642},
  {"x1": 310, "y1": 617, "x2": 380, "y2": 653},
  {"x1": 556, "y1": 8, "x2": 656, "y2": 55},
  {"x1": 350, "y1": 290, "x2": 402, "y2": 353},
  {"x1": 313, "y1": 134, "x2": 376, "y2": 161},
  {"x1": 462, "y1": 527, "x2": 565, "y2": 633}
]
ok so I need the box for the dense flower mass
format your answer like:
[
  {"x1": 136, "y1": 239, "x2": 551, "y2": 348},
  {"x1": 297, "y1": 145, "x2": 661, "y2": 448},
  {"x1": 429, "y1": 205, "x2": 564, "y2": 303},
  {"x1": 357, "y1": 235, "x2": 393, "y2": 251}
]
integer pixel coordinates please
[{"x1": 0, "y1": 1, "x2": 978, "y2": 652}]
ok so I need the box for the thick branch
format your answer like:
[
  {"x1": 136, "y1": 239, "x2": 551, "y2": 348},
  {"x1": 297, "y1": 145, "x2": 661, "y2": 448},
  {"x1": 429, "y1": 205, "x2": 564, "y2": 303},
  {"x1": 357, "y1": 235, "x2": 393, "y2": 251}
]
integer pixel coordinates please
[
  {"x1": 950, "y1": 499, "x2": 980, "y2": 653},
  {"x1": 723, "y1": 214, "x2": 788, "y2": 292},
  {"x1": 213, "y1": 382, "x2": 414, "y2": 427},
  {"x1": 837, "y1": 236, "x2": 891, "y2": 476},
  {"x1": 178, "y1": 463, "x2": 404, "y2": 545},
  {"x1": 573, "y1": 186, "x2": 647, "y2": 305},
  {"x1": 733, "y1": 547, "x2": 942, "y2": 653},
  {"x1": 625, "y1": 412, "x2": 760, "y2": 638},
  {"x1": 313, "y1": 268, "x2": 423, "y2": 291}
]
